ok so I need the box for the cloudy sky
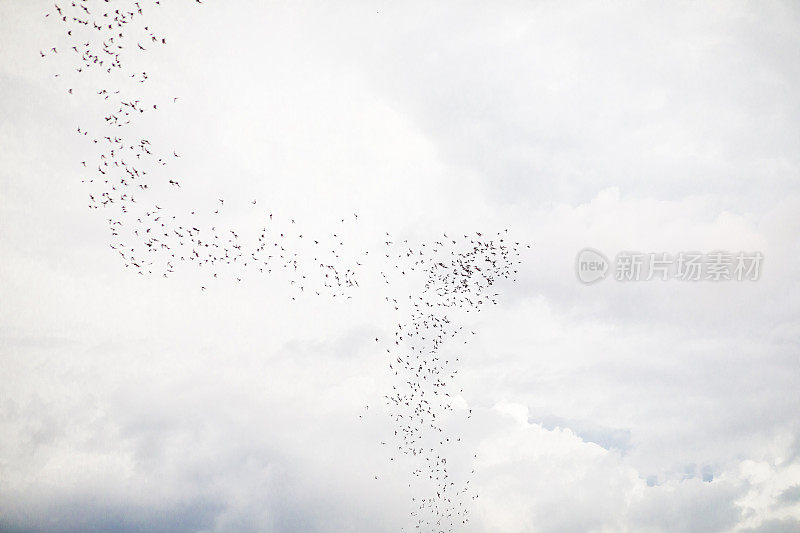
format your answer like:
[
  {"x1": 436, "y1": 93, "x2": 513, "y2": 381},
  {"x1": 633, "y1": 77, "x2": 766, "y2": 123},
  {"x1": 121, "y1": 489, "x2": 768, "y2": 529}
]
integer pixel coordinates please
[{"x1": 1, "y1": 1, "x2": 799, "y2": 531}]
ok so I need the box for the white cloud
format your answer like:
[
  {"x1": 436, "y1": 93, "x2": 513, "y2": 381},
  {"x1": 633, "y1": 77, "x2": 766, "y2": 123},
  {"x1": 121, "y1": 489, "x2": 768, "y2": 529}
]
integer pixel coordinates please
[{"x1": 1, "y1": 1, "x2": 799, "y2": 532}]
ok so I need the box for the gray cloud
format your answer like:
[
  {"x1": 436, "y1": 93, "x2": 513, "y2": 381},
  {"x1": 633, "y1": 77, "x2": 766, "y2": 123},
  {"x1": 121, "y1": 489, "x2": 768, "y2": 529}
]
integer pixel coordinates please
[
  {"x1": 740, "y1": 518, "x2": 800, "y2": 533},
  {"x1": 1, "y1": 1, "x2": 799, "y2": 532},
  {"x1": 0, "y1": 496, "x2": 222, "y2": 533}
]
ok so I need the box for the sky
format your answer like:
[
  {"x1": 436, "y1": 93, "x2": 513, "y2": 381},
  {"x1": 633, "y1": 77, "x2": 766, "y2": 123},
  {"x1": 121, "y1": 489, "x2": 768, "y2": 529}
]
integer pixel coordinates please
[{"x1": 1, "y1": 1, "x2": 800, "y2": 531}]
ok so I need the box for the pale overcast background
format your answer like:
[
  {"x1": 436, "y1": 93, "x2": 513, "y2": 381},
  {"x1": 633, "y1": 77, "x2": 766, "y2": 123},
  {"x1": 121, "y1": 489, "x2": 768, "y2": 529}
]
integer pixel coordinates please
[{"x1": 2, "y1": 1, "x2": 800, "y2": 532}]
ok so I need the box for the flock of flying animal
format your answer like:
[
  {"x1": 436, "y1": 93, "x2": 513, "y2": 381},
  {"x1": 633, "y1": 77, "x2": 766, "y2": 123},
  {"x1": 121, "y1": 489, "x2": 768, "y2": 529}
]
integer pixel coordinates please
[
  {"x1": 42, "y1": 2, "x2": 527, "y2": 531},
  {"x1": 43, "y1": 0, "x2": 360, "y2": 297},
  {"x1": 378, "y1": 233, "x2": 525, "y2": 531}
]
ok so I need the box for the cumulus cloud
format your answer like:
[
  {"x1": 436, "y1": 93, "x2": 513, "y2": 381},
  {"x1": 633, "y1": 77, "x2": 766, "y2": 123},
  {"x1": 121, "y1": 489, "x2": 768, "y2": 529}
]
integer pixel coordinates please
[{"x1": 1, "y1": 1, "x2": 799, "y2": 532}]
